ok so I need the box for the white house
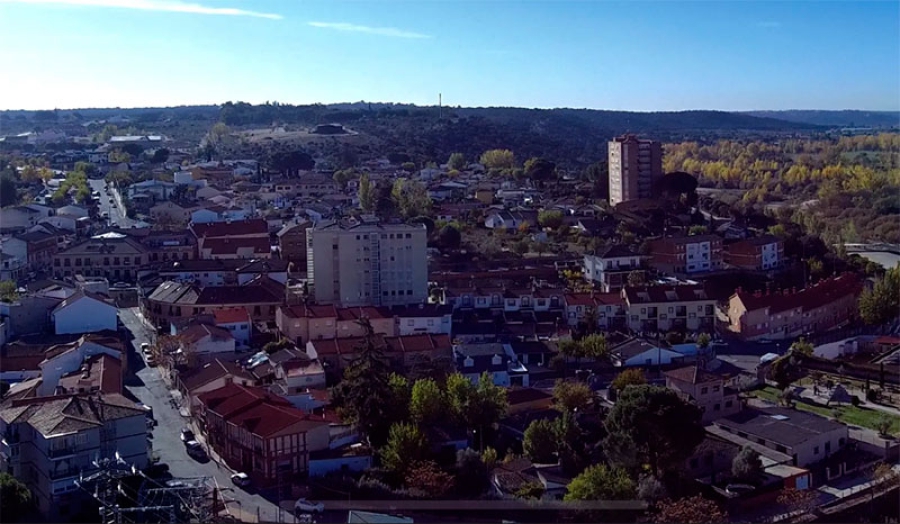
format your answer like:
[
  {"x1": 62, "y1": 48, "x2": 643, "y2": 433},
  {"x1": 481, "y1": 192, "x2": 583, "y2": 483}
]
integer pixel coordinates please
[
  {"x1": 213, "y1": 308, "x2": 252, "y2": 348},
  {"x1": 583, "y1": 245, "x2": 645, "y2": 293},
  {"x1": 178, "y1": 324, "x2": 236, "y2": 356},
  {"x1": 609, "y1": 338, "x2": 685, "y2": 368},
  {"x1": 452, "y1": 343, "x2": 529, "y2": 387},
  {"x1": 51, "y1": 291, "x2": 117, "y2": 335},
  {"x1": 55, "y1": 205, "x2": 89, "y2": 219},
  {"x1": 394, "y1": 304, "x2": 453, "y2": 336},
  {"x1": 38, "y1": 336, "x2": 124, "y2": 395}
]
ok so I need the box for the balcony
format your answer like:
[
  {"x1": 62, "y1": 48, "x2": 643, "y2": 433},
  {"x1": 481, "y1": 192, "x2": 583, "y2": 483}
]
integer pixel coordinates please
[
  {"x1": 50, "y1": 466, "x2": 82, "y2": 480},
  {"x1": 48, "y1": 446, "x2": 79, "y2": 459}
]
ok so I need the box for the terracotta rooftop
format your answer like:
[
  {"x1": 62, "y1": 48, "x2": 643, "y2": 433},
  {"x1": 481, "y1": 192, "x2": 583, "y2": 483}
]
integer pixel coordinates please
[
  {"x1": 190, "y1": 219, "x2": 268, "y2": 238},
  {"x1": 734, "y1": 273, "x2": 862, "y2": 315},
  {"x1": 203, "y1": 237, "x2": 271, "y2": 256},
  {"x1": 663, "y1": 364, "x2": 723, "y2": 385},
  {"x1": 197, "y1": 382, "x2": 327, "y2": 437},
  {"x1": 180, "y1": 359, "x2": 252, "y2": 393},
  {"x1": 180, "y1": 323, "x2": 234, "y2": 344},
  {"x1": 214, "y1": 308, "x2": 250, "y2": 325},
  {"x1": 57, "y1": 353, "x2": 123, "y2": 394},
  {"x1": 624, "y1": 284, "x2": 710, "y2": 304}
]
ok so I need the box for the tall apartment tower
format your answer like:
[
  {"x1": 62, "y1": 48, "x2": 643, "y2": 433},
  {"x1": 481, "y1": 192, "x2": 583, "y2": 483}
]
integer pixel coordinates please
[
  {"x1": 608, "y1": 134, "x2": 663, "y2": 206},
  {"x1": 307, "y1": 216, "x2": 428, "y2": 307}
]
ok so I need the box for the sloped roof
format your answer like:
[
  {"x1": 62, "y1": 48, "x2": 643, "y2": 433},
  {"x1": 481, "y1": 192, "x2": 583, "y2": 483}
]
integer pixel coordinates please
[
  {"x1": 0, "y1": 393, "x2": 143, "y2": 437},
  {"x1": 52, "y1": 290, "x2": 114, "y2": 315},
  {"x1": 197, "y1": 382, "x2": 326, "y2": 437},
  {"x1": 190, "y1": 219, "x2": 268, "y2": 238},
  {"x1": 180, "y1": 324, "x2": 234, "y2": 345},
  {"x1": 733, "y1": 273, "x2": 862, "y2": 315},
  {"x1": 624, "y1": 284, "x2": 709, "y2": 304},
  {"x1": 664, "y1": 364, "x2": 723, "y2": 385},
  {"x1": 180, "y1": 359, "x2": 252, "y2": 393},
  {"x1": 214, "y1": 308, "x2": 250, "y2": 325},
  {"x1": 203, "y1": 237, "x2": 270, "y2": 256}
]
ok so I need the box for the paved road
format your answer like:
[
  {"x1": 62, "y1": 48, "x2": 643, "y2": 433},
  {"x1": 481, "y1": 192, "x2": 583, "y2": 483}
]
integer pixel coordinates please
[
  {"x1": 119, "y1": 307, "x2": 288, "y2": 523},
  {"x1": 89, "y1": 178, "x2": 134, "y2": 228}
]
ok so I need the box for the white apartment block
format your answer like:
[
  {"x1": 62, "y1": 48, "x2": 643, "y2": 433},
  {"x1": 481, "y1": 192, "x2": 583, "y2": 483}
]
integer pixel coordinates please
[
  {"x1": 307, "y1": 217, "x2": 428, "y2": 307},
  {"x1": 0, "y1": 394, "x2": 148, "y2": 520}
]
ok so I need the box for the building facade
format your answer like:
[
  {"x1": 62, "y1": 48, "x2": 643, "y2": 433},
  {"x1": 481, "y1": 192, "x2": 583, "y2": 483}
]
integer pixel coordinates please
[
  {"x1": 53, "y1": 234, "x2": 148, "y2": 281},
  {"x1": 622, "y1": 285, "x2": 717, "y2": 333},
  {"x1": 724, "y1": 235, "x2": 785, "y2": 271},
  {"x1": 583, "y1": 245, "x2": 645, "y2": 292},
  {"x1": 608, "y1": 134, "x2": 663, "y2": 206},
  {"x1": 648, "y1": 234, "x2": 724, "y2": 275},
  {"x1": 307, "y1": 218, "x2": 428, "y2": 307}
]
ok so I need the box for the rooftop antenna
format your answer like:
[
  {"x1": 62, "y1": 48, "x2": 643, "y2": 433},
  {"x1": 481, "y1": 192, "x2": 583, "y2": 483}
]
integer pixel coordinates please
[{"x1": 439, "y1": 93, "x2": 442, "y2": 120}]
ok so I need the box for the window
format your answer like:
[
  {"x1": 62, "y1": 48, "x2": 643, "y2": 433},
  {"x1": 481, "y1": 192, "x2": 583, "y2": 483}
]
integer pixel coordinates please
[
  {"x1": 825, "y1": 441, "x2": 831, "y2": 453},
  {"x1": 407, "y1": 320, "x2": 414, "y2": 326},
  {"x1": 813, "y1": 446, "x2": 819, "y2": 455},
  {"x1": 725, "y1": 400, "x2": 733, "y2": 408},
  {"x1": 714, "y1": 403, "x2": 720, "y2": 411},
  {"x1": 713, "y1": 385, "x2": 720, "y2": 392},
  {"x1": 701, "y1": 387, "x2": 708, "y2": 394},
  {"x1": 776, "y1": 445, "x2": 787, "y2": 453}
]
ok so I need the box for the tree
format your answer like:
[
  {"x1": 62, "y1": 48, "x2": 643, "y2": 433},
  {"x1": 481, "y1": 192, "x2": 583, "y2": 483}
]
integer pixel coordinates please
[
  {"x1": 697, "y1": 333, "x2": 711, "y2": 349},
  {"x1": 538, "y1": 210, "x2": 564, "y2": 229},
  {"x1": 688, "y1": 225, "x2": 709, "y2": 236},
  {"x1": 584, "y1": 161, "x2": 609, "y2": 200},
  {"x1": 387, "y1": 373, "x2": 412, "y2": 423},
  {"x1": 448, "y1": 152, "x2": 466, "y2": 171},
  {"x1": 455, "y1": 448, "x2": 490, "y2": 497},
  {"x1": 380, "y1": 422, "x2": 429, "y2": 478},
  {"x1": 611, "y1": 368, "x2": 647, "y2": 392},
  {"x1": 564, "y1": 464, "x2": 636, "y2": 501},
  {"x1": 0, "y1": 280, "x2": 18, "y2": 302},
  {"x1": 0, "y1": 472, "x2": 32, "y2": 520},
  {"x1": 859, "y1": 265, "x2": 900, "y2": 325},
  {"x1": 790, "y1": 338, "x2": 814, "y2": 356},
  {"x1": 334, "y1": 168, "x2": 356, "y2": 186},
  {"x1": 406, "y1": 460, "x2": 453, "y2": 498},
  {"x1": 553, "y1": 380, "x2": 593, "y2": 413},
  {"x1": 637, "y1": 474, "x2": 668, "y2": 504},
  {"x1": 515, "y1": 481, "x2": 545, "y2": 500},
  {"x1": 874, "y1": 416, "x2": 893, "y2": 437},
  {"x1": 480, "y1": 149, "x2": 515, "y2": 170},
  {"x1": 731, "y1": 446, "x2": 762, "y2": 481},
  {"x1": 524, "y1": 157, "x2": 557, "y2": 187},
  {"x1": 392, "y1": 178, "x2": 432, "y2": 219},
  {"x1": 513, "y1": 239, "x2": 530, "y2": 256},
  {"x1": 445, "y1": 373, "x2": 507, "y2": 446},
  {"x1": 523, "y1": 419, "x2": 558, "y2": 463},
  {"x1": 776, "y1": 487, "x2": 819, "y2": 515},
  {"x1": 581, "y1": 333, "x2": 608, "y2": 360},
  {"x1": 0, "y1": 175, "x2": 17, "y2": 207},
  {"x1": 627, "y1": 270, "x2": 646, "y2": 287},
  {"x1": 358, "y1": 172, "x2": 375, "y2": 212},
  {"x1": 656, "y1": 495, "x2": 727, "y2": 524},
  {"x1": 330, "y1": 319, "x2": 398, "y2": 446},
  {"x1": 151, "y1": 148, "x2": 170, "y2": 164},
  {"x1": 603, "y1": 385, "x2": 705, "y2": 477},
  {"x1": 437, "y1": 225, "x2": 461, "y2": 250},
  {"x1": 410, "y1": 378, "x2": 445, "y2": 425}
]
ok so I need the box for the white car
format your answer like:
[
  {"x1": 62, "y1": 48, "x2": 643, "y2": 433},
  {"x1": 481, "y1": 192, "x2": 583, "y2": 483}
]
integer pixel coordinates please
[
  {"x1": 230, "y1": 472, "x2": 250, "y2": 487},
  {"x1": 294, "y1": 499, "x2": 324, "y2": 514},
  {"x1": 141, "y1": 342, "x2": 151, "y2": 354}
]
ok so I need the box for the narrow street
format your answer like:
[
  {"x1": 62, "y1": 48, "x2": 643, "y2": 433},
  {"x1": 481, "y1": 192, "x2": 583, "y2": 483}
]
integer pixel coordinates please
[
  {"x1": 88, "y1": 178, "x2": 134, "y2": 228},
  {"x1": 119, "y1": 307, "x2": 290, "y2": 523}
]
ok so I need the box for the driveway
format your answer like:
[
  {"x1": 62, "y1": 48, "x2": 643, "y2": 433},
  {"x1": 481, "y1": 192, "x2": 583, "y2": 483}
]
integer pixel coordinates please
[{"x1": 119, "y1": 307, "x2": 287, "y2": 523}]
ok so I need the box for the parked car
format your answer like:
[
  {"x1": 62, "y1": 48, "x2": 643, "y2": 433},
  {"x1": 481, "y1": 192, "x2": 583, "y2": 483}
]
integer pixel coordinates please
[
  {"x1": 230, "y1": 472, "x2": 250, "y2": 487},
  {"x1": 146, "y1": 353, "x2": 157, "y2": 366},
  {"x1": 185, "y1": 440, "x2": 206, "y2": 458},
  {"x1": 294, "y1": 499, "x2": 324, "y2": 514},
  {"x1": 141, "y1": 342, "x2": 151, "y2": 355},
  {"x1": 180, "y1": 428, "x2": 195, "y2": 442}
]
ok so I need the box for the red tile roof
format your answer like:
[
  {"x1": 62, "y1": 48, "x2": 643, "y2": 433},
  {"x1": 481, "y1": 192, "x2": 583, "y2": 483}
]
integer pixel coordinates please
[
  {"x1": 180, "y1": 359, "x2": 252, "y2": 392},
  {"x1": 663, "y1": 364, "x2": 722, "y2": 385},
  {"x1": 191, "y1": 219, "x2": 268, "y2": 238},
  {"x1": 214, "y1": 308, "x2": 250, "y2": 325},
  {"x1": 281, "y1": 304, "x2": 340, "y2": 319},
  {"x1": 203, "y1": 237, "x2": 271, "y2": 256},
  {"x1": 565, "y1": 293, "x2": 595, "y2": 307},
  {"x1": 733, "y1": 273, "x2": 862, "y2": 315},
  {"x1": 57, "y1": 353, "x2": 123, "y2": 394},
  {"x1": 335, "y1": 306, "x2": 390, "y2": 321},
  {"x1": 384, "y1": 334, "x2": 451, "y2": 353},
  {"x1": 624, "y1": 284, "x2": 710, "y2": 304},
  {"x1": 198, "y1": 382, "x2": 327, "y2": 437},
  {"x1": 180, "y1": 324, "x2": 234, "y2": 344}
]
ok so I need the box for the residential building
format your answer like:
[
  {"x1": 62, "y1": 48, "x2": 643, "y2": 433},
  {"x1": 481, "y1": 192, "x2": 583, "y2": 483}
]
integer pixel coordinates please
[
  {"x1": 0, "y1": 394, "x2": 148, "y2": 520},
  {"x1": 149, "y1": 200, "x2": 197, "y2": 225},
  {"x1": 647, "y1": 234, "x2": 724, "y2": 275},
  {"x1": 609, "y1": 338, "x2": 684, "y2": 368},
  {"x1": 276, "y1": 305, "x2": 395, "y2": 345},
  {"x1": 664, "y1": 364, "x2": 741, "y2": 423},
  {"x1": 175, "y1": 323, "x2": 236, "y2": 358},
  {"x1": 53, "y1": 233, "x2": 148, "y2": 281},
  {"x1": 51, "y1": 290, "x2": 117, "y2": 335},
  {"x1": 711, "y1": 406, "x2": 849, "y2": 468},
  {"x1": 144, "y1": 277, "x2": 285, "y2": 327},
  {"x1": 564, "y1": 292, "x2": 627, "y2": 330},
  {"x1": 727, "y1": 273, "x2": 863, "y2": 341},
  {"x1": 622, "y1": 284, "x2": 716, "y2": 333},
  {"x1": 483, "y1": 209, "x2": 538, "y2": 231},
  {"x1": 392, "y1": 304, "x2": 453, "y2": 336},
  {"x1": 175, "y1": 359, "x2": 258, "y2": 413},
  {"x1": 190, "y1": 219, "x2": 271, "y2": 260},
  {"x1": 276, "y1": 219, "x2": 311, "y2": 267},
  {"x1": 452, "y1": 343, "x2": 529, "y2": 387},
  {"x1": 583, "y1": 245, "x2": 645, "y2": 292},
  {"x1": 724, "y1": 235, "x2": 785, "y2": 271},
  {"x1": 196, "y1": 383, "x2": 330, "y2": 485},
  {"x1": 4, "y1": 231, "x2": 58, "y2": 271},
  {"x1": 306, "y1": 217, "x2": 428, "y2": 307},
  {"x1": 156, "y1": 258, "x2": 240, "y2": 287},
  {"x1": 140, "y1": 231, "x2": 196, "y2": 263},
  {"x1": 36, "y1": 335, "x2": 126, "y2": 396},
  {"x1": 0, "y1": 252, "x2": 27, "y2": 282},
  {"x1": 214, "y1": 308, "x2": 252, "y2": 348},
  {"x1": 306, "y1": 334, "x2": 452, "y2": 373},
  {"x1": 608, "y1": 134, "x2": 663, "y2": 206}
]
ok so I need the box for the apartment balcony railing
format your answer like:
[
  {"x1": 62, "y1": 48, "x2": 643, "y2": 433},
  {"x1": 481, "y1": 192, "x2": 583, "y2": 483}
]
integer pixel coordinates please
[{"x1": 48, "y1": 446, "x2": 80, "y2": 459}]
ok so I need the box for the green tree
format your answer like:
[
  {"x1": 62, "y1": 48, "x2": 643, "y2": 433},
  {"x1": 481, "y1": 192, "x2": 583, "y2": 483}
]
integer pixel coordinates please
[
  {"x1": 445, "y1": 373, "x2": 507, "y2": 447},
  {"x1": 479, "y1": 149, "x2": 515, "y2": 170},
  {"x1": 388, "y1": 373, "x2": 412, "y2": 423},
  {"x1": 859, "y1": 265, "x2": 900, "y2": 325},
  {"x1": 0, "y1": 472, "x2": 32, "y2": 519},
  {"x1": 330, "y1": 319, "x2": 398, "y2": 446},
  {"x1": 603, "y1": 385, "x2": 705, "y2": 477},
  {"x1": 0, "y1": 175, "x2": 17, "y2": 207},
  {"x1": 392, "y1": 178, "x2": 433, "y2": 219},
  {"x1": 731, "y1": 446, "x2": 763, "y2": 481},
  {"x1": 515, "y1": 481, "x2": 545, "y2": 500},
  {"x1": 790, "y1": 338, "x2": 814, "y2": 356},
  {"x1": 581, "y1": 333, "x2": 609, "y2": 360},
  {"x1": 697, "y1": 333, "x2": 711, "y2": 349},
  {"x1": 524, "y1": 157, "x2": 557, "y2": 187},
  {"x1": 437, "y1": 225, "x2": 462, "y2": 250},
  {"x1": 564, "y1": 464, "x2": 636, "y2": 501},
  {"x1": 523, "y1": 419, "x2": 558, "y2": 463},
  {"x1": 406, "y1": 460, "x2": 454, "y2": 498},
  {"x1": 553, "y1": 380, "x2": 593, "y2": 413},
  {"x1": 513, "y1": 239, "x2": 530, "y2": 256},
  {"x1": 688, "y1": 225, "x2": 710, "y2": 236},
  {"x1": 627, "y1": 270, "x2": 646, "y2": 287},
  {"x1": 0, "y1": 280, "x2": 18, "y2": 302},
  {"x1": 380, "y1": 422, "x2": 429, "y2": 477},
  {"x1": 455, "y1": 448, "x2": 490, "y2": 497},
  {"x1": 151, "y1": 148, "x2": 170, "y2": 164},
  {"x1": 538, "y1": 210, "x2": 564, "y2": 229},
  {"x1": 448, "y1": 152, "x2": 467, "y2": 171},
  {"x1": 358, "y1": 172, "x2": 375, "y2": 212},
  {"x1": 333, "y1": 168, "x2": 357, "y2": 186},
  {"x1": 410, "y1": 378, "x2": 445, "y2": 425},
  {"x1": 611, "y1": 368, "x2": 647, "y2": 392}
]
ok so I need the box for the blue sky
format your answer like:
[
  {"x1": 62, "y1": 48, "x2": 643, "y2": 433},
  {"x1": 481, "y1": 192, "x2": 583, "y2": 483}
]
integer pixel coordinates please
[{"x1": 0, "y1": 0, "x2": 898, "y2": 111}]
